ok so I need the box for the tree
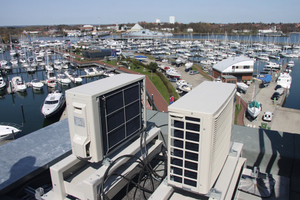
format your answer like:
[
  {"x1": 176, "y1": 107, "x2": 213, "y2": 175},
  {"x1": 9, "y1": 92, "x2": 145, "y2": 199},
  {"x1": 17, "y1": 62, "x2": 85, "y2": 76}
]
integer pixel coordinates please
[{"x1": 148, "y1": 62, "x2": 158, "y2": 72}]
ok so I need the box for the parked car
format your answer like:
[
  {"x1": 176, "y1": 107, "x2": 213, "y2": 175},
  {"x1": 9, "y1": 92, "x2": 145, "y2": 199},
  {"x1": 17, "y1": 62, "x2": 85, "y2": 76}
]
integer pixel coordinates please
[
  {"x1": 274, "y1": 85, "x2": 282, "y2": 90},
  {"x1": 262, "y1": 111, "x2": 273, "y2": 122},
  {"x1": 189, "y1": 70, "x2": 199, "y2": 75},
  {"x1": 271, "y1": 92, "x2": 280, "y2": 100}
]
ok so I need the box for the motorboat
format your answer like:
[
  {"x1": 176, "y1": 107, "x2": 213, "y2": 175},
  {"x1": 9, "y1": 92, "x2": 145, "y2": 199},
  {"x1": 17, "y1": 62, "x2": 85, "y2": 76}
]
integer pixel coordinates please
[
  {"x1": 65, "y1": 69, "x2": 82, "y2": 83},
  {"x1": 35, "y1": 56, "x2": 43, "y2": 62},
  {"x1": 39, "y1": 61, "x2": 46, "y2": 67},
  {"x1": 54, "y1": 62, "x2": 62, "y2": 70},
  {"x1": 26, "y1": 66, "x2": 36, "y2": 74},
  {"x1": 287, "y1": 60, "x2": 295, "y2": 67},
  {"x1": 0, "y1": 59, "x2": 8, "y2": 66},
  {"x1": 178, "y1": 84, "x2": 193, "y2": 93},
  {"x1": 57, "y1": 73, "x2": 71, "y2": 86},
  {"x1": 47, "y1": 71, "x2": 56, "y2": 81},
  {"x1": 103, "y1": 70, "x2": 115, "y2": 77},
  {"x1": 262, "y1": 111, "x2": 273, "y2": 122},
  {"x1": 19, "y1": 57, "x2": 26, "y2": 64},
  {"x1": 30, "y1": 79, "x2": 44, "y2": 90},
  {"x1": 185, "y1": 62, "x2": 193, "y2": 70},
  {"x1": 176, "y1": 80, "x2": 193, "y2": 92},
  {"x1": 9, "y1": 49, "x2": 17, "y2": 57},
  {"x1": 236, "y1": 82, "x2": 249, "y2": 94},
  {"x1": 31, "y1": 61, "x2": 38, "y2": 68},
  {"x1": 257, "y1": 53, "x2": 269, "y2": 61},
  {"x1": 134, "y1": 55, "x2": 147, "y2": 61},
  {"x1": 11, "y1": 76, "x2": 27, "y2": 92},
  {"x1": 264, "y1": 62, "x2": 280, "y2": 70},
  {"x1": 61, "y1": 63, "x2": 68, "y2": 69},
  {"x1": 10, "y1": 59, "x2": 18, "y2": 65},
  {"x1": 0, "y1": 122, "x2": 22, "y2": 141},
  {"x1": 247, "y1": 100, "x2": 261, "y2": 119},
  {"x1": 28, "y1": 56, "x2": 35, "y2": 63},
  {"x1": 41, "y1": 90, "x2": 65, "y2": 118},
  {"x1": 93, "y1": 66, "x2": 104, "y2": 75},
  {"x1": 45, "y1": 64, "x2": 54, "y2": 71},
  {"x1": 277, "y1": 73, "x2": 292, "y2": 89},
  {"x1": 46, "y1": 71, "x2": 57, "y2": 88},
  {"x1": 176, "y1": 79, "x2": 189, "y2": 88},
  {"x1": 176, "y1": 57, "x2": 187, "y2": 65},
  {"x1": 0, "y1": 74, "x2": 6, "y2": 90},
  {"x1": 166, "y1": 68, "x2": 181, "y2": 78},
  {"x1": 84, "y1": 67, "x2": 96, "y2": 76},
  {"x1": 46, "y1": 79, "x2": 56, "y2": 88},
  {"x1": 200, "y1": 59, "x2": 215, "y2": 65},
  {"x1": 269, "y1": 54, "x2": 280, "y2": 59}
]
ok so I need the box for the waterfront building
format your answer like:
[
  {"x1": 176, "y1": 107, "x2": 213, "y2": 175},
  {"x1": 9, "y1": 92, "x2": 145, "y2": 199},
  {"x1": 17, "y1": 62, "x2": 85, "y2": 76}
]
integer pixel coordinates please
[
  {"x1": 129, "y1": 23, "x2": 144, "y2": 32},
  {"x1": 212, "y1": 56, "x2": 254, "y2": 82}
]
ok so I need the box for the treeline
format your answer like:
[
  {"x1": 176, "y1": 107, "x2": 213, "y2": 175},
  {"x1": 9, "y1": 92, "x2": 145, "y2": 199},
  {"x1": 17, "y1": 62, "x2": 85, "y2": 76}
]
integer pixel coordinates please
[{"x1": 122, "y1": 22, "x2": 300, "y2": 34}]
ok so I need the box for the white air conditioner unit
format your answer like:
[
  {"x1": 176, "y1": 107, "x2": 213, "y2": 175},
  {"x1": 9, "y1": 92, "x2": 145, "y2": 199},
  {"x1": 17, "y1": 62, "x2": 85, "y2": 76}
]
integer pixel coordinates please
[
  {"x1": 167, "y1": 81, "x2": 236, "y2": 194},
  {"x1": 66, "y1": 74, "x2": 146, "y2": 163}
]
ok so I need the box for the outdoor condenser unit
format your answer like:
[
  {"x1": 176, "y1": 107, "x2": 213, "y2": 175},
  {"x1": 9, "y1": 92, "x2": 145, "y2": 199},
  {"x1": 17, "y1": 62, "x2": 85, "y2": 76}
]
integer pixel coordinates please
[
  {"x1": 167, "y1": 81, "x2": 236, "y2": 194},
  {"x1": 66, "y1": 74, "x2": 146, "y2": 163}
]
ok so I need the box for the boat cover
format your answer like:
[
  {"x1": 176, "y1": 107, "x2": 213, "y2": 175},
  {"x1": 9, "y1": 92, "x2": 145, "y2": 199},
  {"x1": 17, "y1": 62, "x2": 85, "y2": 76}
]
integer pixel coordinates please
[
  {"x1": 259, "y1": 74, "x2": 272, "y2": 83},
  {"x1": 249, "y1": 101, "x2": 260, "y2": 108}
]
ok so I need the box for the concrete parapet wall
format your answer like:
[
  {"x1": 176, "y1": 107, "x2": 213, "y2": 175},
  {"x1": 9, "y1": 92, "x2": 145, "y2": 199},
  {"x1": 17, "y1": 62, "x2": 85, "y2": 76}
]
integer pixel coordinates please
[
  {"x1": 1, "y1": 112, "x2": 299, "y2": 197},
  {"x1": 232, "y1": 125, "x2": 300, "y2": 195}
]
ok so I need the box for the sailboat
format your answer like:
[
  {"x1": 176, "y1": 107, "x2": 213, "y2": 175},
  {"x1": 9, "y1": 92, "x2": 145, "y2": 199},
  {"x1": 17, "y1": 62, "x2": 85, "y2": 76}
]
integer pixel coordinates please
[{"x1": 247, "y1": 77, "x2": 261, "y2": 119}]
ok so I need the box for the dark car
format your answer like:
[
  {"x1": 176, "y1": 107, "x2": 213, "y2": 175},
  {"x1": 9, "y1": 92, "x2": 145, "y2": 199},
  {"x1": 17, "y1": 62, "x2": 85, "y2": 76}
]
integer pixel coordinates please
[
  {"x1": 274, "y1": 85, "x2": 282, "y2": 90},
  {"x1": 271, "y1": 92, "x2": 280, "y2": 100}
]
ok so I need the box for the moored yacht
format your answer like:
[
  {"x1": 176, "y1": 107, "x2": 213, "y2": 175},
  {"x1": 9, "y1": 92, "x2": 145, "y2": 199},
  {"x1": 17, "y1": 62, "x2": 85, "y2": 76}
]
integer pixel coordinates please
[
  {"x1": 30, "y1": 79, "x2": 44, "y2": 90},
  {"x1": 264, "y1": 61, "x2": 280, "y2": 70},
  {"x1": 287, "y1": 60, "x2": 295, "y2": 67},
  {"x1": 93, "y1": 66, "x2": 104, "y2": 75},
  {"x1": 277, "y1": 73, "x2": 292, "y2": 89},
  {"x1": 41, "y1": 90, "x2": 65, "y2": 118},
  {"x1": 57, "y1": 73, "x2": 71, "y2": 86},
  {"x1": 11, "y1": 76, "x2": 27, "y2": 92},
  {"x1": 84, "y1": 67, "x2": 96, "y2": 76},
  {"x1": 65, "y1": 69, "x2": 82, "y2": 83},
  {"x1": 0, "y1": 122, "x2": 22, "y2": 141},
  {"x1": 0, "y1": 74, "x2": 6, "y2": 90}
]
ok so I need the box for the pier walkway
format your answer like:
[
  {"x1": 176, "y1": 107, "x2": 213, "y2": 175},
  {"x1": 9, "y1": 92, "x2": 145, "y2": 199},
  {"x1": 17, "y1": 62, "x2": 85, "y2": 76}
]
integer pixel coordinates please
[{"x1": 240, "y1": 74, "x2": 300, "y2": 134}]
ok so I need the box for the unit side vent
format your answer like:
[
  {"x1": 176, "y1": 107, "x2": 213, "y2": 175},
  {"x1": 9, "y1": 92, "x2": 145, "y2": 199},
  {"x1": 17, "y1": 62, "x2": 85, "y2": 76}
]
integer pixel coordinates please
[{"x1": 210, "y1": 97, "x2": 234, "y2": 180}]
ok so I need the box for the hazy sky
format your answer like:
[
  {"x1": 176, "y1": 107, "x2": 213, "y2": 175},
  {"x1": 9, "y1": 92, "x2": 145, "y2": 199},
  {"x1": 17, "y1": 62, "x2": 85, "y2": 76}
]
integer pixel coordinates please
[{"x1": 1, "y1": 0, "x2": 299, "y2": 26}]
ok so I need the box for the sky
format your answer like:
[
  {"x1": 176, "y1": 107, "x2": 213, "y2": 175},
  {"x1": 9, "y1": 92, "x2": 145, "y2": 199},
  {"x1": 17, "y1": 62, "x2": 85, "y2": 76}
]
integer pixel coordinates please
[{"x1": 1, "y1": 0, "x2": 300, "y2": 26}]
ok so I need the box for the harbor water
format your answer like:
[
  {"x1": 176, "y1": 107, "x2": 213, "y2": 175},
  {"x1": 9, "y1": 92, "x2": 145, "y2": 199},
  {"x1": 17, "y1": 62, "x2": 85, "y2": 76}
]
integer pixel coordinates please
[
  {"x1": 0, "y1": 34, "x2": 300, "y2": 142},
  {"x1": 0, "y1": 50, "x2": 104, "y2": 142}
]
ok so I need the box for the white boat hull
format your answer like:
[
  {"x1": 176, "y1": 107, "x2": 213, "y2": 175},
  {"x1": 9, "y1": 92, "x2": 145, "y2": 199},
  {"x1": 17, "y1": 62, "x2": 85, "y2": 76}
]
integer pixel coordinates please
[{"x1": 0, "y1": 124, "x2": 21, "y2": 141}]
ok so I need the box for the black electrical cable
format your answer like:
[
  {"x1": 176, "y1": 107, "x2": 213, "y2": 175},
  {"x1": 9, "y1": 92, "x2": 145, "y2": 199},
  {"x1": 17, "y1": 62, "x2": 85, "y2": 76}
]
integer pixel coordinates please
[
  {"x1": 98, "y1": 122, "x2": 168, "y2": 200},
  {"x1": 99, "y1": 154, "x2": 147, "y2": 199}
]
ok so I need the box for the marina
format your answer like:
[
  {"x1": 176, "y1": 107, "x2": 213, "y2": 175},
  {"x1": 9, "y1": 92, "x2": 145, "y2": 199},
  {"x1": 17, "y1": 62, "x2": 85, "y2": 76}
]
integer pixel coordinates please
[{"x1": 0, "y1": 34, "x2": 300, "y2": 143}]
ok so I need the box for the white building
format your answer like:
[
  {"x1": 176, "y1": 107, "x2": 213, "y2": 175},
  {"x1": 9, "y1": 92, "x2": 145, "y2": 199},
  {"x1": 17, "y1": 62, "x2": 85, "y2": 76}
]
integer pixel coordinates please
[
  {"x1": 156, "y1": 18, "x2": 160, "y2": 24},
  {"x1": 212, "y1": 56, "x2": 254, "y2": 82},
  {"x1": 187, "y1": 28, "x2": 193, "y2": 32},
  {"x1": 169, "y1": 16, "x2": 175, "y2": 24}
]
